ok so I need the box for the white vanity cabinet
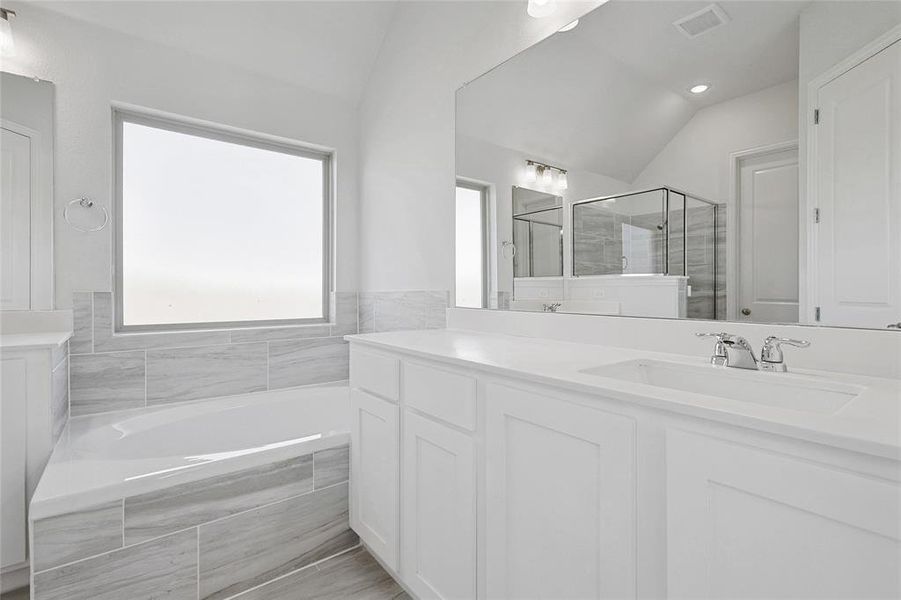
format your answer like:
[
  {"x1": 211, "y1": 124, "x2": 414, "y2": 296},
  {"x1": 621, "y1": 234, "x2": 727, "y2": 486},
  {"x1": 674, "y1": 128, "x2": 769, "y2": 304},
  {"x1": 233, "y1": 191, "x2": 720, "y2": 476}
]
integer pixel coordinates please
[
  {"x1": 483, "y1": 381, "x2": 637, "y2": 599},
  {"x1": 350, "y1": 387, "x2": 400, "y2": 570},
  {"x1": 666, "y1": 430, "x2": 901, "y2": 599},
  {"x1": 349, "y1": 338, "x2": 900, "y2": 600}
]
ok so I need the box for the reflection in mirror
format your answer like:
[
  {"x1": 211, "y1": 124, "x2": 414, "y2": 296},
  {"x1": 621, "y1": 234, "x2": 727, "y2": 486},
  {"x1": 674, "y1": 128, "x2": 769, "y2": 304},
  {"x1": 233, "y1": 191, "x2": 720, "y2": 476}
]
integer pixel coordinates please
[{"x1": 456, "y1": 0, "x2": 901, "y2": 330}]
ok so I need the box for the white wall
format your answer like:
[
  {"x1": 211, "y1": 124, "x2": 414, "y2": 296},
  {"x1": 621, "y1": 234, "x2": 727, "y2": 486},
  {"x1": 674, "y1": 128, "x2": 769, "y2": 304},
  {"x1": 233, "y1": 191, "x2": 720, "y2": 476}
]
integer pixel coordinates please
[
  {"x1": 358, "y1": 0, "x2": 603, "y2": 294},
  {"x1": 633, "y1": 80, "x2": 799, "y2": 203},
  {"x1": 456, "y1": 134, "x2": 629, "y2": 295},
  {"x1": 2, "y1": 2, "x2": 361, "y2": 308}
]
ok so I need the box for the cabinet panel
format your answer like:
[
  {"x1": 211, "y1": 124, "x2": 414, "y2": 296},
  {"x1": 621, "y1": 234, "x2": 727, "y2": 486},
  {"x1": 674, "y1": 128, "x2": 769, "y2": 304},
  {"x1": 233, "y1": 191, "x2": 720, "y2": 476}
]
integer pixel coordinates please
[
  {"x1": 351, "y1": 348, "x2": 399, "y2": 402},
  {"x1": 402, "y1": 411, "x2": 476, "y2": 599},
  {"x1": 350, "y1": 389, "x2": 399, "y2": 570},
  {"x1": 484, "y1": 381, "x2": 637, "y2": 599},
  {"x1": 403, "y1": 360, "x2": 476, "y2": 430},
  {"x1": 1, "y1": 356, "x2": 28, "y2": 568},
  {"x1": 667, "y1": 429, "x2": 901, "y2": 599}
]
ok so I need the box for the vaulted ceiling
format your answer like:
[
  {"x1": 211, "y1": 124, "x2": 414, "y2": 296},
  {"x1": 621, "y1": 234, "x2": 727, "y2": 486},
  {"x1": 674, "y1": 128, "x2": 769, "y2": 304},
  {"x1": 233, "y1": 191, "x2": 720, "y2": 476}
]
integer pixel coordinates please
[
  {"x1": 457, "y1": 0, "x2": 810, "y2": 183},
  {"x1": 34, "y1": 0, "x2": 398, "y2": 103}
]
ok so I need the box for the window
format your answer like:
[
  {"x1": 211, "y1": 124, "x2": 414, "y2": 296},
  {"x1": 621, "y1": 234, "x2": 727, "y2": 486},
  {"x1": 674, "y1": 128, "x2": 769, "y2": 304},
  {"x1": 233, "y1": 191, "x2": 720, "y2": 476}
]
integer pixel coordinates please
[
  {"x1": 114, "y1": 109, "x2": 330, "y2": 331},
  {"x1": 455, "y1": 182, "x2": 487, "y2": 308}
]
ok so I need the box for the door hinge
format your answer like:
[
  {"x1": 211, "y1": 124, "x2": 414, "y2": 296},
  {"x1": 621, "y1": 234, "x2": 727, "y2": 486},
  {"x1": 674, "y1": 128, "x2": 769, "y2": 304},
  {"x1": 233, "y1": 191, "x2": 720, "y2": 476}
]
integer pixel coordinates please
[
  {"x1": 814, "y1": 208, "x2": 821, "y2": 223},
  {"x1": 815, "y1": 306, "x2": 821, "y2": 322},
  {"x1": 814, "y1": 108, "x2": 820, "y2": 125}
]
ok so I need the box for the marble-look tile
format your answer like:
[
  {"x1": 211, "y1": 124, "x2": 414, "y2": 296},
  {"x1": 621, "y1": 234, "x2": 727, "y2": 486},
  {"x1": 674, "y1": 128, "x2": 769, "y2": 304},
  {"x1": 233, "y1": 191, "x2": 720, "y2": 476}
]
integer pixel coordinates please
[
  {"x1": 314, "y1": 445, "x2": 349, "y2": 489},
  {"x1": 146, "y1": 343, "x2": 267, "y2": 405},
  {"x1": 232, "y1": 548, "x2": 407, "y2": 600},
  {"x1": 50, "y1": 358, "x2": 68, "y2": 442},
  {"x1": 330, "y1": 292, "x2": 358, "y2": 337},
  {"x1": 199, "y1": 482, "x2": 358, "y2": 600},
  {"x1": 32, "y1": 529, "x2": 196, "y2": 600},
  {"x1": 361, "y1": 291, "x2": 451, "y2": 333},
  {"x1": 230, "y1": 325, "x2": 331, "y2": 343},
  {"x1": 93, "y1": 292, "x2": 229, "y2": 352},
  {"x1": 124, "y1": 455, "x2": 313, "y2": 545},
  {"x1": 70, "y1": 351, "x2": 145, "y2": 416},
  {"x1": 268, "y1": 337, "x2": 349, "y2": 389},
  {"x1": 32, "y1": 500, "x2": 123, "y2": 572},
  {"x1": 423, "y1": 291, "x2": 449, "y2": 329},
  {"x1": 70, "y1": 292, "x2": 93, "y2": 354},
  {"x1": 358, "y1": 294, "x2": 376, "y2": 334}
]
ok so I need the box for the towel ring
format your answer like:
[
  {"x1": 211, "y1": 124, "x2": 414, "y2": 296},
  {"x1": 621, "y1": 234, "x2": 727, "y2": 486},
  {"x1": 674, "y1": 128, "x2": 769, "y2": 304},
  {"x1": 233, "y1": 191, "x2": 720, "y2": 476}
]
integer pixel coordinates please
[
  {"x1": 64, "y1": 198, "x2": 109, "y2": 233},
  {"x1": 501, "y1": 241, "x2": 517, "y2": 259}
]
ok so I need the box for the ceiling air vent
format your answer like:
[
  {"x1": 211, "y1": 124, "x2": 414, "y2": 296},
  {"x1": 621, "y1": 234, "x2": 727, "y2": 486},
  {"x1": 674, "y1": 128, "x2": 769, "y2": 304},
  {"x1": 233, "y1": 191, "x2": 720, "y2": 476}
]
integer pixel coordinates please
[{"x1": 673, "y1": 3, "x2": 730, "y2": 39}]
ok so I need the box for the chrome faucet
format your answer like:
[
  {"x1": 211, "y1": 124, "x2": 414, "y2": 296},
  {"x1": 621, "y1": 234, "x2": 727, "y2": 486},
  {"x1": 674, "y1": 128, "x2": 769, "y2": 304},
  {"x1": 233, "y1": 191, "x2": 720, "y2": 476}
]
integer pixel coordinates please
[
  {"x1": 759, "y1": 336, "x2": 811, "y2": 372},
  {"x1": 697, "y1": 333, "x2": 810, "y2": 372},
  {"x1": 696, "y1": 333, "x2": 758, "y2": 369}
]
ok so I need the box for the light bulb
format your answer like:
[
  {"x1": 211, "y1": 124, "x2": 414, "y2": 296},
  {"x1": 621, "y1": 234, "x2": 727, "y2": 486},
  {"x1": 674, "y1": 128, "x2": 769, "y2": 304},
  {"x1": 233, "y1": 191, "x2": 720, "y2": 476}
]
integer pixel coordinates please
[
  {"x1": 557, "y1": 171, "x2": 569, "y2": 191},
  {"x1": 540, "y1": 167, "x2": 553, "y2": 187},
  {"x1": 0, "y1": 10, "x2": 15, "y2": 57},
  {"x1": 558, "y1": 19, "x2": 579, "y2": 32},
  {"x1": 524, "y1": 162, "x2": 538, "y2": 183},
  {"x1": 527, "y1": 0, "x2": 557, "y2": 18}
]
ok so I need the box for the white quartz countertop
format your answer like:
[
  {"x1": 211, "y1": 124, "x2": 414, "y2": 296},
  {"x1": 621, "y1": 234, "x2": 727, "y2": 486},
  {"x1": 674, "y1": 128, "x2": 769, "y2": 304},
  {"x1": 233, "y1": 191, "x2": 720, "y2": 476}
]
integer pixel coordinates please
[
  {"x1": 347, "y1": 328, "x2": 901, "y2": 460},
  {"x1": 0, "y1": 330, "x2": 72, "y2": 350}
]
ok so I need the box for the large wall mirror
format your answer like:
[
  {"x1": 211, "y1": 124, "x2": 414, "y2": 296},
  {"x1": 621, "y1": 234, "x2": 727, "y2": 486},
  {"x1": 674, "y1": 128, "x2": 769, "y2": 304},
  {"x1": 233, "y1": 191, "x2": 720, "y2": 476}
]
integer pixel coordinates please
[{"x1": 455, "y1": 0, "x2": 901, "y2": 331}]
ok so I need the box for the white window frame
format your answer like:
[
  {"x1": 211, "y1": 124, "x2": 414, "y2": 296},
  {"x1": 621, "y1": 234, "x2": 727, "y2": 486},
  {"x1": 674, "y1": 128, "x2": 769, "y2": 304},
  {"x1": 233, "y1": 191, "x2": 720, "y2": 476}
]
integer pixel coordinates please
[
  {"x1": 113, "y1": 107, "x2": 332, "y2": 332},
  {"x1": 455, "y1": 179, "x2": 489, "y2": 309}
]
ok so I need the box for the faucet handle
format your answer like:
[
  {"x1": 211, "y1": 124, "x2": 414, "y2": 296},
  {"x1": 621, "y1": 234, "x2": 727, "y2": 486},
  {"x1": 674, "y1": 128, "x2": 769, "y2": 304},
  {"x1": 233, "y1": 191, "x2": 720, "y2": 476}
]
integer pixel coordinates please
[
  {"x1": 760, "y1": 336, "x2": 810, "y2": 371},
  {"x1": 696, "y1": 332, "x2": 730, "y2": 365}
]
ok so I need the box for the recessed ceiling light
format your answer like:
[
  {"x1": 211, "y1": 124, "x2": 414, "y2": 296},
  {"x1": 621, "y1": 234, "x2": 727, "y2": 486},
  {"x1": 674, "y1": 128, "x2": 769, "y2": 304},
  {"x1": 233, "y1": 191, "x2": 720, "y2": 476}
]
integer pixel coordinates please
[
  {"x1": 558, "y1": 19, "x2": 579, "y2": 32},
  {"x1": 527, "y1": 0, "x2": 557, "y2": 18},
  {"x1": 690, "y1": 84, "x2": 710, "y2": 94}
]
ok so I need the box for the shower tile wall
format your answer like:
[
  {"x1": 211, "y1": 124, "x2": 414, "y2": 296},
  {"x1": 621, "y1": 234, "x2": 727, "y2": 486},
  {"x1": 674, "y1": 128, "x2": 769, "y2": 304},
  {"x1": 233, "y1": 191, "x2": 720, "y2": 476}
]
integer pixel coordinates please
[
  {"x1": 573, "y1": 207, "x2": 664, "y2": 276},
  {"x1": 68, "y1": 291, "x2": 359, "y2": 416},
  {"x1": 574, "y1": 205, "x2": 725, "y2": 320}
]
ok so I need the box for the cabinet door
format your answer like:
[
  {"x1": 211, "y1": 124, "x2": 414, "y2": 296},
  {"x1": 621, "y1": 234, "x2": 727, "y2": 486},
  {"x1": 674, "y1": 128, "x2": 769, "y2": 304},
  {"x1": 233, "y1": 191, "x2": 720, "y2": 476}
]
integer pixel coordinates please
[
  {"x1": 402, "y1": 410, "x2": 476, "y2": 599},
  {"x1": 484, "y1": 381, "x2": 637, "y2": 599},
  {"x1": 350, "y1": 389, "x2": 399, "y2": 570},
  {"x1": 1, "y1": 356, "x2": 28, "y2": 568},
  {"x1": 667, "y1": 429, "x2": 901, "y2": 599}
]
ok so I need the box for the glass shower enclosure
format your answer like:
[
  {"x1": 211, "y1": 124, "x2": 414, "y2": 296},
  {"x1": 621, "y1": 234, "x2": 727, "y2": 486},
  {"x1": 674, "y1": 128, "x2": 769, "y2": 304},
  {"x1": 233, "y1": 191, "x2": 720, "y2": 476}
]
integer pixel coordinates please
[{"x1": 572, "y1": 186, "x2": 722, "y2": 319}]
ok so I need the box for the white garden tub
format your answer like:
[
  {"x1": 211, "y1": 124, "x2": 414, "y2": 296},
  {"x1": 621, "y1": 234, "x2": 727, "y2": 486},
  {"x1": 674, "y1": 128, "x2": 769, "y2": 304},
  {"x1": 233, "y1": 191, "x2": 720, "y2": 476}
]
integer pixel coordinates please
[{"x1": 30, "y1": 382, "x2": 350, "y2": 520}]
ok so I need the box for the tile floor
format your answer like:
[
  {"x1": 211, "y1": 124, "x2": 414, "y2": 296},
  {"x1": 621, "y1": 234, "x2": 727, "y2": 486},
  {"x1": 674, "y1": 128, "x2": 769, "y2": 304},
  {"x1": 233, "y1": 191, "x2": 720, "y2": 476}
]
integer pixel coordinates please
[{"x1": 1, "y1": 546, "x2": 409, "y2": 600}]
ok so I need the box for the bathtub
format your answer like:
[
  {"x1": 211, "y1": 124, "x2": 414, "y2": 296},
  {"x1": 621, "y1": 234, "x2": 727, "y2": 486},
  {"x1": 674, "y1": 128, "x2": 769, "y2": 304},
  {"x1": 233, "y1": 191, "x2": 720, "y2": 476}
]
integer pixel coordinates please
[{"x1": 29, "y1": 383, "x2": 355, "y2": 600}]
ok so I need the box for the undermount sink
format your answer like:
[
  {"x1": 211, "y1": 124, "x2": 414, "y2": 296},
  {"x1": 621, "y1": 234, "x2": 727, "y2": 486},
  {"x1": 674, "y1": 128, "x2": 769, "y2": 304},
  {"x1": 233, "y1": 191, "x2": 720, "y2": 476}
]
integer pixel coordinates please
[{"x1": 579, "y1": 359, "x2": 863, "y2": 415}]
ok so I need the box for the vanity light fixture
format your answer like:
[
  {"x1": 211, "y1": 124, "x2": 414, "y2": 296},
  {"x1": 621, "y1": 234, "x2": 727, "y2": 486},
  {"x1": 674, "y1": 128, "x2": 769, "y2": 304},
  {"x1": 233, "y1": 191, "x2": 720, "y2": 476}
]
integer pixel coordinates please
[
  {"x1": 0, "y1": 8, "x2": 16, "y2": 57},
  {"x1": 527, "y1": 0, "x2": 557, "y2": 18},
  {"x1": 689, "y1": 83, "x2": 710, "y2": 94},
  {"x1": 559, "y1": 19, "x2": 579, "y2": 32},
  {"x1": 525, "y1": 160, "x2": 568, "y2": 192}
]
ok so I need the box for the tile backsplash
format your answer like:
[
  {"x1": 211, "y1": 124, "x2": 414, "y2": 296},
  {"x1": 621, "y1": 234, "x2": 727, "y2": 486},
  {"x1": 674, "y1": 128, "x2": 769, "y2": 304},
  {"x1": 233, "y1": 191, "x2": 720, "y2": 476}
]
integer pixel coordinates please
[
  {"x1": 358, "y1": 290, "x2": 449, "y2": 333},
  {"x1": 68, "y1": 291, "x2": 359, "y2": 416}
]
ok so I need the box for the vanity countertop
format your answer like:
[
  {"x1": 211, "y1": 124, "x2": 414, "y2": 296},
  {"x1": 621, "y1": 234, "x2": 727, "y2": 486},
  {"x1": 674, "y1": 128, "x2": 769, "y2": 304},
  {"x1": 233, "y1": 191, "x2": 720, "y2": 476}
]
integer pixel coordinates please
[
  {"x1": 347, "y1": 328, "x2": 901, "y2": 460},
  {"x1": 0, "y1": 330, "x2": 72, "y2": 351}
]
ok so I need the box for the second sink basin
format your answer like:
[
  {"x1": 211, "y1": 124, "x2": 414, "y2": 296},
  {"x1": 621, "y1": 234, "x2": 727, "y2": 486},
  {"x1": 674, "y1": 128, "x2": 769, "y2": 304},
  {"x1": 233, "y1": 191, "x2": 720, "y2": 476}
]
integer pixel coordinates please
[{"x1": 579, "y1": 359, "x2": 862, "y2": 415}]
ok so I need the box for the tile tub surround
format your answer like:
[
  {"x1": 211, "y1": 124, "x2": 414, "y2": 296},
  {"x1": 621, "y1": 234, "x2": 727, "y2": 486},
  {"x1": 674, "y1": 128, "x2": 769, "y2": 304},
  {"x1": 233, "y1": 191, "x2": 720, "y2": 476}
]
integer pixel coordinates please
[
  {"x1": 358, "y1": 290, "x2": 450, "y2": 333},
  {"x1": 68, "y1": 291, "x2": 358, "y2": 415},
  {"x1": 30, "y1": 446, "x2": 355, "y2": 600}
]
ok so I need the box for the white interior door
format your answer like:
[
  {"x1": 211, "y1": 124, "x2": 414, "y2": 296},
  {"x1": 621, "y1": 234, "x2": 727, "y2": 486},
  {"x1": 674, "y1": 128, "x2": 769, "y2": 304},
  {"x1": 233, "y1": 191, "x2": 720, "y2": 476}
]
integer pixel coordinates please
[
  {"x1": 737, "y1": 148, "x2": 799, "y2": 323},
  {"x1": 1, "y1": 126, "x2": 32, "y2": 310},
  {"x1": 814, "y1": 39, "x2": 901, "y2": 329}
]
